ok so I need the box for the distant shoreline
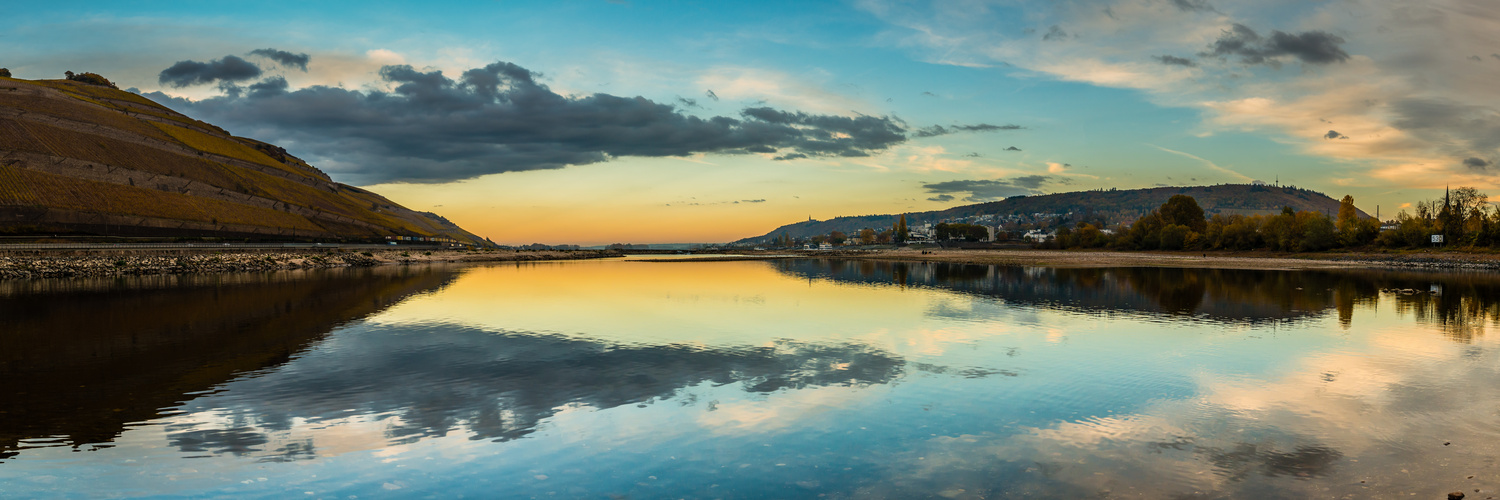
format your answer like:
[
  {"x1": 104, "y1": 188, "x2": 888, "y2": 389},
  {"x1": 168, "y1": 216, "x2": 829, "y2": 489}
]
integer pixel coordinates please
[
  {"x1": 6, "y1": 247, "x2": 1498, "y2": 280},
  {"x1": 630, "y1": 247, "x2": 1500, "y2": 272},
  {"x1": 0, "y1": 248, "x2": 623, "y2": 281},
  {"x1": 826, "y1": 248, "x2": 1500, "y2": 271}
]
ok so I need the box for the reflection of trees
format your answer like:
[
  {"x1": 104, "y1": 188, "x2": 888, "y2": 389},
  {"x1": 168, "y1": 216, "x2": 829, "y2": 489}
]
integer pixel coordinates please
[
  {"x1": 1123, "y1": 268, "x2": 1206, "y2": 314},
  {"x1": 1390, "y1": 284, "x2": 1500, "y2": 342},
  {"x1": 769, "y1": 259, "x2": 1500, "y2": 333},
  {"x1": 0, "y1": 266, "x2": 461, "y2": 459},
  {"x1": 163, "y1": 332, "x2": 907, "y2": 457}
]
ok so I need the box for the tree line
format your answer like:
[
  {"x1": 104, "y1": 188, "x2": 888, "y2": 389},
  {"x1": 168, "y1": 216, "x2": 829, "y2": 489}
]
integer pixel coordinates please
[{"x1": 1052, "y1": 187, "x2": 1500, "y2": 251}]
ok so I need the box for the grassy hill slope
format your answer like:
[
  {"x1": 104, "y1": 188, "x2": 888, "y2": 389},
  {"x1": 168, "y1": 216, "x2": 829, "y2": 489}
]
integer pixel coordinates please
[
  {"x1": 740, "y1": 184, "x2": 1372, "y2": 243},
  {"x1": 0, "y1": 75, "x2": 486, "y2": 244}
]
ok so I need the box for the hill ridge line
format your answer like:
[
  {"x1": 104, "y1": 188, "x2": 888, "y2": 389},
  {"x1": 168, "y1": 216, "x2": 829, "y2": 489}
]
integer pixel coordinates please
[
  {"x1": 0, "y1": 76, "x2": 487, "y2": 244},
  {"x1": 738, "y1": 184, "x2": 1369, "y2": 244}
]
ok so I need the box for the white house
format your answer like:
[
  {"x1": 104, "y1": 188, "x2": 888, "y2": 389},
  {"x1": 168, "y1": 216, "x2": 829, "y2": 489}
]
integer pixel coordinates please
[{"x1": 1023, "y1": 229, "x2": 1054, "y2": 242}]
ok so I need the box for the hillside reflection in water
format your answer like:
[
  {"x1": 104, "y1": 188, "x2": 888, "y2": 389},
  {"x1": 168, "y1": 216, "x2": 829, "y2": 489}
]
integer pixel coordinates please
[{"x1": 3, "y1": 258, "x2": 1500, "y2": 499}]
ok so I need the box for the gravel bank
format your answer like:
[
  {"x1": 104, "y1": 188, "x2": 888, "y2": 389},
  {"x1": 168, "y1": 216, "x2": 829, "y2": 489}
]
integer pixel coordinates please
[{"x1": 0, "y1": 249, "x2": 622, "y2": 280}]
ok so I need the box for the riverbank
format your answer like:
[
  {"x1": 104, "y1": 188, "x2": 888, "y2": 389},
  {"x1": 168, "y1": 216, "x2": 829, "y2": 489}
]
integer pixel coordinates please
[
  {"x1": 0, "y1": 248, "x2": 623, "y2": 280},
  {"x1": 840, "y1": 248, "x2": 1500, "y2": 271}
]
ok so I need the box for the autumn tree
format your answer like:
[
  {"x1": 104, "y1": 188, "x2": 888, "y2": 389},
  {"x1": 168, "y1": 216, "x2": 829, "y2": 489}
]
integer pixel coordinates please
[
  {"x1": 934, "y1": 223, "x2": 989, "y2": 242},
  {"x1": 859, "y1": 228, "x2": 876, "y2": 245},
  {"x1": 1159, "y1": 224, "x2": 1191, "y2": 250},
  {"x1": 1335, "y1": 194, "x2": 1379, "y2": 247},
  {"x1": 1449, "y1": 187, "x2": 1489, "y2": 245},
  {"x1": 1159, "y1": 195, "x2": 1207, "y2": 233},
  {"x1": 1074, "y1": 222, "x2": 1106, "y2": 248},
  {"x1": 1336, "y1": 195, "x2": 1359, "y2": 232}
]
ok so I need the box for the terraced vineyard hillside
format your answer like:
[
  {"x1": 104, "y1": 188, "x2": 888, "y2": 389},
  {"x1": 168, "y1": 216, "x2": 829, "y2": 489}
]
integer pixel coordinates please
[{"x1": 0, "y1": 75, "x2": 485, "y2": 244}]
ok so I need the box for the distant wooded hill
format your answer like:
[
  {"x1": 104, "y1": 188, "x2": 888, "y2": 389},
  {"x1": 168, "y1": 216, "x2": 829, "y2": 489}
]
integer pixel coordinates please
[
  {"x1": 0, "y1": 74, "x2": 485, "y2": 244},
  {"x1": 738, "y1": 184, "x2": 1373, "y2": 243}
]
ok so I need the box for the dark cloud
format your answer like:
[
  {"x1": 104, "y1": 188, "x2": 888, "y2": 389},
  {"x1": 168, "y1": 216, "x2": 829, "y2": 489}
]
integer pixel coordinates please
[
  {"x1": 927, "y1": 194, "x2": 955, "y2": 202},
  {"x1": 1170, "y1": 0, "x2": 1217, "y2": 12},
  {"x1": 741, "y1": 199, "x2": 765, "y2": 203},
  {"x1": 1492, "y1": 54, "x2": 1500, "y2": 61},
  {"x1": 1469, "y1": 55, "x2": 1484, "y2": 62},
  {"x1": 773, "y1": 153, "x2": 809, "y2": 161},
  {"x1": 144, "y1": 61, "x2": 934, "y2": 184},
  {"x1": 740, "y1": 107, "x2": 906, "y2": 154},
  {"x1": 1154, "y1": 55, "x2": 1198, "y2": 67},
  {"x1": 914, "y1": 123, "x2": 1023, "y2": 137},
  {"x1": 158, "y1": 55, "x2": 262, "y2": 87},
  {"x1": 922, "y1": 175, "x2": 1053, "y2": 202},
  {"x1": 921, "y1": 91, "x2": 937, "y2": 97},
  {"x1": 963, "y1": 152, "x2": 981, "y2": 157},
  {"x1": 1201, "y1": 23, "x2": 1349, "y2": 66},
  {"x1": 1463, "y1": 157, "x2": 1490, "y2": 170},
  {"x1": 1042, "y1": 25, "x2": 1070, "y2": 41},
  {"x1": 1004, "y1": 146, "x2": 1022, "y2": 151},
  {"x1": 675, "y1": 96, "x2": 700, "y2": 108},
  {"x1": 245, "y1": 77, "x2": 289, "y2": 99},
  {"x1": 960, "y1": 124, "x2": 1022, "y2": 132},
  {"x1": 247, "y1": 48, "x2": 310, "y2": 71},
  {"x1": 1323, "y1": 130, "x2": 1348, "y2": 139},
  {"x1": 704, "y1": 89, "x2": 719, "y2": 101}
]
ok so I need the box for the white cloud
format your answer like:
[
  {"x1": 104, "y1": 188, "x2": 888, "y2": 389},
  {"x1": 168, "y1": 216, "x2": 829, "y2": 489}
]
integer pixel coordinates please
[
  {"x1": 696, "y1": 66, "x2": 874, "y2": 115},
  {"x1": 859, "y1": 0, "x2": 1500, "y2": 189}
]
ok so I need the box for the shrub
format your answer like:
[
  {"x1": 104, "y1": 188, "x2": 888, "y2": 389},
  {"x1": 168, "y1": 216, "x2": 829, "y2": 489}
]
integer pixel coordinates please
[
  {"x1": 65, "y1": 71, "x2": 118, "y2": 89},
  {"x1": 0, "y1": 68, "x2": 11, "y2": 78}
]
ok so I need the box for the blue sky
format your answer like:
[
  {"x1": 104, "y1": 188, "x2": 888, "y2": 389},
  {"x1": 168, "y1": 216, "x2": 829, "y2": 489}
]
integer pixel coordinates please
[{"x1": 4, "y1": 0, "x2": 1496, "y2": 243}]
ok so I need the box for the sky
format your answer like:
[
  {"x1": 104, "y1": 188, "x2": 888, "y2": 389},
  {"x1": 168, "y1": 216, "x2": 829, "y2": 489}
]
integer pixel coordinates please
[{"x1": 3, "y1": 0, "x2": 1498, "y2": 244}]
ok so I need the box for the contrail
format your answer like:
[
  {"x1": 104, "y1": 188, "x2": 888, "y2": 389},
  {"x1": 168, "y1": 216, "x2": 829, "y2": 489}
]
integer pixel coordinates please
[{"x1": 1146, "y1": 144, "x2": 1253, "y2": 182}]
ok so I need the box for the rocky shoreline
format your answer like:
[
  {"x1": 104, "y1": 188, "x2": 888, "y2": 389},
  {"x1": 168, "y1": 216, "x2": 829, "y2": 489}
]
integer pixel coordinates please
[{"x1": 0, "y1": 249, "x2": 623, "y2": 280}]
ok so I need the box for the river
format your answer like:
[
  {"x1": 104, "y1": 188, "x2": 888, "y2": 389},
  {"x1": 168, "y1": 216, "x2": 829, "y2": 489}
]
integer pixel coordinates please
[{"x1": 3, "y1": 258, "x2": 1498, "y2": 498}]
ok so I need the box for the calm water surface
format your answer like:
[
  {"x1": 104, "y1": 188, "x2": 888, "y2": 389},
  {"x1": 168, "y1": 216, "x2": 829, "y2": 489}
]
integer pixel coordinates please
[{"x1": 3, "y1": 258, "x2": 1500, "y2": 499}]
